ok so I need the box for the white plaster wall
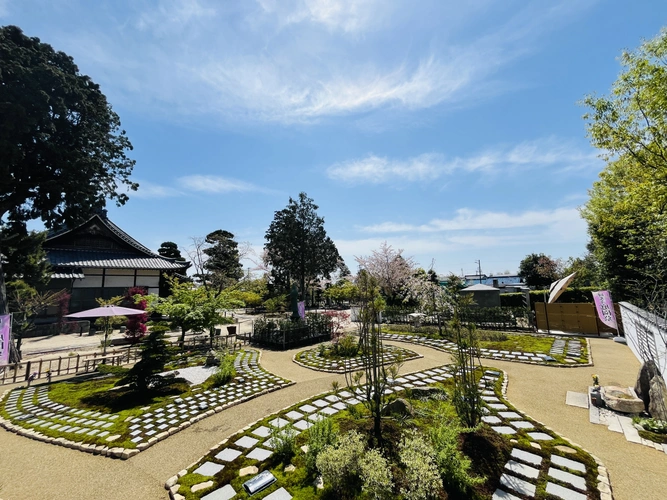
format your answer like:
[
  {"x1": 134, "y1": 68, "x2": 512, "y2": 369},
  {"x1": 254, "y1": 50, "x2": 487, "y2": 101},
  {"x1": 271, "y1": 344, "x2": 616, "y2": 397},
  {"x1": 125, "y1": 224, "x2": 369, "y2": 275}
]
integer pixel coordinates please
[{"x1": 619, "y1": 301, "x2": 667, "y2": 377}]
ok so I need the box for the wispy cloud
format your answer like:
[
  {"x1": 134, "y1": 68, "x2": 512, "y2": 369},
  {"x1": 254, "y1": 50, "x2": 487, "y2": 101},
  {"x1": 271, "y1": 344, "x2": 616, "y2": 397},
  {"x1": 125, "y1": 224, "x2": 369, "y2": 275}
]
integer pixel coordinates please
[
  {"x1": 327, "y1": 137, "x2": 599, "y2": 184},
  {"x1": 45, "y1": 0, "x2": 596, "y2": 125},
  {"x1": 132, "y1": 181, "x2": 183, "y2": 199},
  {"x1": 359, "y1": 207, "x2": 582, "y2": 233},
  {"x1": 178, "y1": 175, "x2": 275, "y2": 194}
]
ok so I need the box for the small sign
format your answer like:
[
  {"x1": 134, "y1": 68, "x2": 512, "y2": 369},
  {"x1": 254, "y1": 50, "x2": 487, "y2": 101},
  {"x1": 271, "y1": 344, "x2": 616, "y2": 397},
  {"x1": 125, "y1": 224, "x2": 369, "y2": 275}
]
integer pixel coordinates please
[{"x1": 592, "y1": 290, "x2": 618, "y2": 331}]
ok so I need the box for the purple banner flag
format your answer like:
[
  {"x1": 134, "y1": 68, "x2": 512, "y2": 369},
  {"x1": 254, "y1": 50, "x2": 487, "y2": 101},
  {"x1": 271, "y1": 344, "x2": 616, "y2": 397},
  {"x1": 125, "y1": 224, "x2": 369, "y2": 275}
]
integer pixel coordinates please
[
  {"x1": 0, "y1": 314, "x2": 10, "y2": 365},
  {"x1": 297, "y1": 301, "x2": 306, "y2": 319},
  {"x1": 592, "y1": 290, "x2": 618, "y2": 331}
]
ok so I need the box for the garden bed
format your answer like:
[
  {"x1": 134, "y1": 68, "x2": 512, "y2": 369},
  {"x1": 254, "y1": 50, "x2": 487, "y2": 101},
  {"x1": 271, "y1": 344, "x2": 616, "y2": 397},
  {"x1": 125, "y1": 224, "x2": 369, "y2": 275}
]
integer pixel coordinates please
[{"x1": 293, "y1": 342, "x2": 421, "y2": 373}]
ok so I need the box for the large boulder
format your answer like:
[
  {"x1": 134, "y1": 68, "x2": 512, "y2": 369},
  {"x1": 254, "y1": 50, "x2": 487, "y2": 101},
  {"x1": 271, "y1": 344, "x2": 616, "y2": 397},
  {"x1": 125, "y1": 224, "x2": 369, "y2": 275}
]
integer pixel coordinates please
[
  {"x1": 601, "y1": 386, "x2": 644, "y2": 414},
  {"x1": 382, "y1": 398, "x2": 413, "y2": 417},
  {"x1": 648, "y1": 375, "x2": 667, "y2": 421},
  {"x1": 635, "y1": 360, "x2": 660, "y2": 412}
]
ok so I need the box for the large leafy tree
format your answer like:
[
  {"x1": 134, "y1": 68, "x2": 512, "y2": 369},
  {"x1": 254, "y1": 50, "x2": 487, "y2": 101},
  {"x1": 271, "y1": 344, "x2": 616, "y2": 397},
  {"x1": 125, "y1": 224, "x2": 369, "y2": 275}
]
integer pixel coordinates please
[
  {"x1": 518, "y1": 253, "x2": 562, "y2": 289},
  {"x1": 582, "y1": 29, "x2": 667, "y2": 304},
  {"x1": 0, "y1": 25, "x2": 136, "y2": 315},
  {"x1": 264, "y1": 192, "x2": 341, "y2": 298},
  {"x1": 1, "y1": 229, "x2": 51, "y2": 295}
]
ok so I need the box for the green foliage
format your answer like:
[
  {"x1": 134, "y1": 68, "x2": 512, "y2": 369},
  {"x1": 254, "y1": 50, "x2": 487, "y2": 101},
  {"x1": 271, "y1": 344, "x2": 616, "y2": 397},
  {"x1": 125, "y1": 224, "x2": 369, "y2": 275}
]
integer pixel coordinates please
[
  {"x1": 264, "y1": 192, "x2": 341, "y2": 296},
  {"x1": 335, "y1": 334, "x2": 359, "y2": 357},
  {"x1": 305, "y1": 416, "x2": 338, "y2": 474},
  {"x1": 264, "y1": 295, "x2": 288, "y2": 313},
  {"x1": 323, "y1": 279, "x2": 359, "y2": 304},
  {"x1": 1, "y1": 230, "x2": 51, "y2": 294},
  {"x1": 451, "y1": 316, "x2": 483, "y2": 428},
  {"x1": 96, "y1": 364, "x2": 130, "y2": 376},
  {"x1": 358, "y1": 448, "x2": 394, "y2": 500},
  {"x1": 271, "y1": 424, "x2": 298, "y2": 464},
  {"x1": 157, "y1": 241, "x2": 185, "y2": 261},
  {"x1": 316, "y1": 430, "x2": 365, "y2": 496},
  {"x1": 398, "y1": 430, "x2": 443, "y2": 500},
  {"x1": 199, "y1": 230, "x2": 244, "y2": 292},
  {"x1": 122, "y1": 322, "x2": 172, "y2": 392},
  {"x1": 582, "y1": 29, "x2": 667, "y2": 304},
  {"x1": 562, "y1": 253, "x2": 601, "y2": 288},
  {"x1": 430, "y1": 421, "x2": 484, "y2": 495},
  {"x1": 518, "y1": 253, "x2": 562, "y2": 289},
  {"x1": 636, "y1": 417, "x2": 667, "y2": 435},
  {"x1": 209, "y1": 352, "x2": 236, "y2": 387}
]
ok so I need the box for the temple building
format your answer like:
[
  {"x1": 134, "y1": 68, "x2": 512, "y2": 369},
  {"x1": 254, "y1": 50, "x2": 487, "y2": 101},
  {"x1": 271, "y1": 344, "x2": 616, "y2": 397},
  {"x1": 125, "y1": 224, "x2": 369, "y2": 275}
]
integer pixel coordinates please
[{"x1": 44, "y1": 211, "x2": 189, "y2": 312}]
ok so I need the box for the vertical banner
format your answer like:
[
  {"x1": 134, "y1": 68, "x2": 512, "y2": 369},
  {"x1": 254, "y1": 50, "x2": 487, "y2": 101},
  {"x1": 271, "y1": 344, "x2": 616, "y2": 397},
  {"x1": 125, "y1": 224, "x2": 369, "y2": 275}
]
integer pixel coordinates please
[
  {"x1": 0, "y1": 314, "x2": 10, "y2": 365},
  {"x1": 592, "y1": 290, "x2": 618, "y2": 330},
  {"x1": 297, "y1": 301, "x2": 306, "y2": 319}
]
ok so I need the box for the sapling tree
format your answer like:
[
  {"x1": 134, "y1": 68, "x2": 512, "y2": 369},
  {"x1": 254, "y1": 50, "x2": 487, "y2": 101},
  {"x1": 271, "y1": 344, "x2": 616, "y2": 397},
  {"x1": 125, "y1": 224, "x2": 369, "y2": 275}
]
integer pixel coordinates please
[{"x1": 123, "y1": 322, "x2": 172, "y2": 392}]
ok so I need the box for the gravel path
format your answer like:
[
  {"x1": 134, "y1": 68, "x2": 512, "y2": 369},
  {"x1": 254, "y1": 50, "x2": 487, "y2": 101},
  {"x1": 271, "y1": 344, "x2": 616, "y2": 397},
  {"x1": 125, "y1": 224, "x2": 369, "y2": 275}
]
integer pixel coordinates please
[{"x1": 0, "y1": 338, "x2": 665, "y2": 500}]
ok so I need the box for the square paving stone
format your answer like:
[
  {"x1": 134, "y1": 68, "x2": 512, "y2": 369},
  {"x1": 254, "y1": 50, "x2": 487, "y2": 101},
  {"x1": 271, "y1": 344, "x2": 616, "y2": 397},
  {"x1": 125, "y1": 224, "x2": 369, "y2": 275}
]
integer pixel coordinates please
[
  {"x1": 332, "y1": 402, "x2": 347, "y2": 411},
  {"x1": 338, "y1": 391, "x2": 353, "y2": 398},
  {"x1": 492, "y1": 426, "x2": 516, "y2": 435},
  {"x1": 269, "y1": 417, "x2": 289, "y2": 428},
  {"x1": 246, "y1": 447, "x2": 273, "y2": 461},
  {"x1": 489, "y1": 404, "x2": 508, "y2": 410},
  {"x1": 264, "y1": 487, "x2": 292, "y2": 500},
  {"x1": 545, "y1": 482, "x2": 586, "y2": 500},
  {"x1": 293, "y1": 420, "x2": 312, "y2": 431},
  {"x1": 285, "y1": 411, "x2": 303, "y2": 420},
  {"x1": 312, "y1": 399, "x2": 329, "y2": 408},
  {"x1": 202, "y1": 483, "x2": 236, "y2": 500},
  {"x1": 215, "y1": 448, "x2": 242, "y2": 462},
  {"x1": 510, "y1": 421, "x2": 534, "y2": 429},
  {"x1": 194, "y1": 461, "x2": 225, "y2": 476},
  {"x1": 548, "y1": 468, "x2": 586, "y2": 490},
  {"x1": 482, "y1": 416, "x2": 502, "y2": 424},
  {"x1": 550, "y1": 455, "x2": 586, "y2": 473},
  {"x1": 510, "y1": 448, "x2": 542, "y2": 466},
  {"x1": 498, "y1": 412, "x2": 522, "y2": 420},
  {"x1": 499, "y1": 473, "x2": 536, "y2": 497},
  {"x1": 251, "y1": 426, "x2": 272, "y2": 438},
  {"x1": 320, "y1": 407, "x2": 337, "y2": 415},
  {"x1": 235, "y1": 436, "x2": 259, "y2": 449},
  {"x1": 131, "y1": 436, "x2": 144, "y2": 444},
  {"x1": 527, "y1": 432, "x2": 553, "y2": 441},
  {"x1": 505, "y1": 460, "x2": 539, "y2": 479}
]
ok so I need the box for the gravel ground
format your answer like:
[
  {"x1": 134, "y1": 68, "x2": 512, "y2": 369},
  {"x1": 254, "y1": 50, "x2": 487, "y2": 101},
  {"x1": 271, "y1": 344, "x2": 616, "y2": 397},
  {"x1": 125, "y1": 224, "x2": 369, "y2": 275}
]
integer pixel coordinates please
[{"x1": 0, "y1": 338, "x2": 665, "y2": 500}]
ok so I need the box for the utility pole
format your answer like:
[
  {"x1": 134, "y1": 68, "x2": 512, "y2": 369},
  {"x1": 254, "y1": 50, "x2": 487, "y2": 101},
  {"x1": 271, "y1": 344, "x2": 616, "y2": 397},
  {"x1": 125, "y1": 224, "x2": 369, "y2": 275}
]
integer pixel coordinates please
[{"x1": 475, "y1": 260, "x2": 482, "y2": 284}]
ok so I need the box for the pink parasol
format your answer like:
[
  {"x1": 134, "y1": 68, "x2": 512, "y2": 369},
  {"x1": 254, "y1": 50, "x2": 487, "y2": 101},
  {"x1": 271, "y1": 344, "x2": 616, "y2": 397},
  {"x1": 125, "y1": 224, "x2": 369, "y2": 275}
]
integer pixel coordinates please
[{"x1": 65, "y1": 305, "x2": 146, "y2": 318}]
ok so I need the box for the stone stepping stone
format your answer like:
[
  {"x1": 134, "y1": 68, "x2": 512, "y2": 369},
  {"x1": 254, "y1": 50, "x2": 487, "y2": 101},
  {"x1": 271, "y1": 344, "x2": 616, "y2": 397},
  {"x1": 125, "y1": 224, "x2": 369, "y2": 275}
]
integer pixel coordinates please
[
  {"x1": 492, "y1": 426, "x2": 516, "y2": 435},
  {"x1": 500, "y1": 473, "x2": 536, "y2": 497},
  {"x1": 235, "y1": 436, "x2": 259, "y2": 449},
  {"x1": 527, "y1": 432, "x2": 553, "y2": 441},
  {"x1": 488, "y1": 404, "x2": 508, "y2": 410},
  {"x1": 498, "y1": 412, "x2": 522, "y2": 420},
  {"x1": 251, "y1": 426, "x2": 272, "y2": 438},
  {"x1": 482, "y1": 416, "x2": 502, "y2": 425},
  {"x1": 492, "y1": 489, "x2": 522, "y2": 500},
  {"x1": 545, "y1": 482, "x2": 587, "y2": 500},
  {"x1": 293, "y1": 420, "x2": 312, "y2": 431},
  {"x1": 510, "y1": 421, "x2": 534, "y2": 430},
  {"x1": 548, "y1": 467, "x2": 586, "y2": 490},
  {"x1": 482, "y1": 396, "x2": 500, "y2": 402},
  {"x1": 285, "y1": 411, "x2": 303, "y2": 420},
  {"x1": 332, "y1": 402, "x2": 347, "y2": 410},
  {"x1": 504, "y1": 460, "x2": 539, "y2": 479},
  {"x1": 298, "y1": 404, "x2": 316, "y2": 414},
  {"x1": 202, "y1": 483, "x2": 236, "y2": 500},
  {"x1": 550, "y1": 455, "x2": 586, "y2": 473},
  {"x1": 308, "y1": 413, "x2": 325, "y2": 423},
  {"x1": 510, "y1": 448, "x2": 542, "y2": 466},
  {"x1": 246, "y1": 447, "x2": 273, "y2": 461},
  {"x1": 194, "y1": 461, "x2": 225, "y2": 476},
  {"x1": 269, "y1": 417, "x2": 289, "y2": 428},
  {"x1": 312, "y1": 399, "x2": 329, "y2": 408},
  {"x1": 320, "y1": 407, "x2": 337, "y2": 415},
  {"x1": 215, "y1": 448, "x2": 242, "y2": 462},
  {"x1": 264, "y1": 487, "x2": 293, "y2": 500}
]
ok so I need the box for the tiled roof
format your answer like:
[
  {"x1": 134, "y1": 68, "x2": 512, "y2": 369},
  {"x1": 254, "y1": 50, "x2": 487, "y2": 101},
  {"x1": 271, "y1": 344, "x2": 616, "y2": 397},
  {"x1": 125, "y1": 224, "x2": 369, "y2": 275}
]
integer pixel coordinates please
[
  {"x1": 47, "y1": 249, "x2": 189, "y2": 270},
  {"x1": 51, "y1": 269, "x2": 85, "y2": 279}
]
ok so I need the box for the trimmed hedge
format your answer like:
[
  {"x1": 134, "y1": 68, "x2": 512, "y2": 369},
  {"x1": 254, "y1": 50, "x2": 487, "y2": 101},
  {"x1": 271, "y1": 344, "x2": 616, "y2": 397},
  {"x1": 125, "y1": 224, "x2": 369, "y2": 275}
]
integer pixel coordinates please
[{"x1": 500, "y1": 287, "x2": 599, "y2": 308}]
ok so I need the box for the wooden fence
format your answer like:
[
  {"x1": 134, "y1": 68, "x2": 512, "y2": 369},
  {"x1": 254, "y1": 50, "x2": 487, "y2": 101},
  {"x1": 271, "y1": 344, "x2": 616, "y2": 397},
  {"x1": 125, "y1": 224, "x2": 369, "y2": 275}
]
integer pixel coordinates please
[
  {"x1": 534, "y1": 302, "x2": 622, "y2": 335},
  {"x1": 0, "y1": 333, "x2": 247, "y2": 386}
]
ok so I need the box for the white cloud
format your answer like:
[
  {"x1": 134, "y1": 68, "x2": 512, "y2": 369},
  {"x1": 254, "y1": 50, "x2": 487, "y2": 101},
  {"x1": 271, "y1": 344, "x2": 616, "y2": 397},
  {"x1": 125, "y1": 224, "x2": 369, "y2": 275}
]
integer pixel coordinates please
[
  {"x1": 327, "y1": 137, "x2": 600, "y2": 184},
  {"x1": 360, "y1": 207, "x2": 583, "y2": 233},
  {"x1": 132, "y1": 181, "x2": 183, "y2": 199},
  {"x1": 135, "y1": 0, "x2": 215, "y2": 35},
  {"x1": 178, "y1": 175, "x2": 272, "y2": 194}
]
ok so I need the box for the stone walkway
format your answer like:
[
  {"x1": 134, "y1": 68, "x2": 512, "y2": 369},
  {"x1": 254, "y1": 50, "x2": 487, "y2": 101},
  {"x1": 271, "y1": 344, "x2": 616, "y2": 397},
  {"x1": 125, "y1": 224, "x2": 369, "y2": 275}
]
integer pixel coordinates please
[
  {"x1": 293, "y1": 343, "x2": 420, "y2": 373},
  {"x1": 0, "y1": 349, "x2": 291, "y2": 454},
  {"x1": 380, "y1": 333, "x2": 589, "y2": 365}
]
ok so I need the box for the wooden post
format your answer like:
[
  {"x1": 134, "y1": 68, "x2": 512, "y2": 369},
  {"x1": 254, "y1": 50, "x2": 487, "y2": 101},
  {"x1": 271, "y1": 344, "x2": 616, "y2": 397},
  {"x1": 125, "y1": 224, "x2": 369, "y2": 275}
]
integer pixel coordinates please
[
  {"x1": 57, "y1": 357, "x2": 62, "y2": 377},
  {"x1": 38, "y1": 359, "x2": 43, "y2": 379},
  {"x1": 24, "y1": 360, "x2": 31, "y2": 381},
  {"x1": 13, "y1": 362, "x2": 18, "y2": 383},
  {"x1": 75, "y1": 354, "x2": 80, "y2": 373}
]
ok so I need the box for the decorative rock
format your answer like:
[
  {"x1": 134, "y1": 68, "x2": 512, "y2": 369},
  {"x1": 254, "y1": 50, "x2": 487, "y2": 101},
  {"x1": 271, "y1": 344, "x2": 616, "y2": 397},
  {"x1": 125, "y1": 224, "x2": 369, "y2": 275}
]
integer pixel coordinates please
[
  {"x1": 648, "y1": 375, "x2": 667, "y2": 421},
  {"x1": 239, "y1": 465, "x2": 258, "y2": 477},
  {"x1": 601, "y1": 386, "x2": 644, "y2": 414},
  {"x1": 381, "y1": 398, "x2": 413, "y2": 417},
  {"x1": 284, "y1": 464, "x2": 296, "y2": 472},
  {"x1": 191, "y1": 480, "x2": 214, "y2": 493},
  {"x1": 635, "y1": 360, "x2": 659, "y2": 410}
]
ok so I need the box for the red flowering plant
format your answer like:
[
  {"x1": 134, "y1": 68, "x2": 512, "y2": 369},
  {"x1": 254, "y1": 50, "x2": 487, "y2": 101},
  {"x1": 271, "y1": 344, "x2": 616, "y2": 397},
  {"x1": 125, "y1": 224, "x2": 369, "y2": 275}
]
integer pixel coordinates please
[{"x1": 123, "y1": 286, "x2": 148, "y2": 343}]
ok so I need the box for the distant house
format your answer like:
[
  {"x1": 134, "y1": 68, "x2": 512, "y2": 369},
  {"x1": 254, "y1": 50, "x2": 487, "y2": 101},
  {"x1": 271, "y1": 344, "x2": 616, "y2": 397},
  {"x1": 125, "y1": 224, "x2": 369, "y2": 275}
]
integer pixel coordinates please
[
  {"x1": 460, "y1": 284, "x2": 501, "y2": 308},
  {"x1": 463, "y1": 274, "x2": 526, "y2": 293},
  {"x1": 44, "y1": 212, "x2": 190, "y2": 312}
]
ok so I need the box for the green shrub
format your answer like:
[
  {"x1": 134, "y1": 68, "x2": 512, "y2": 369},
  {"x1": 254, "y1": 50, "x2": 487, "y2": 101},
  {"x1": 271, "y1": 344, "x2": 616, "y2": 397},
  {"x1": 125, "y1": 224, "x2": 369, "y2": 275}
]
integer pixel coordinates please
[
  {"x1": 209, "y1": 354, "x2": 236, "y2": 387},
  {"x1": 306, "y1": 416, "x2": 338, "y2": 473},
  {"x1": 336, "y1": 334, "x2": 359, "y2": 357},
  {"x1": 359, "y1": 448, "x2": 393, "y2": 500},
  {"x1": 270, "y1": 424, "x2": 298, "y2": 463},
  {"x1": 398, "y1": 431, "x2": 443, "y2": 500},
  {"x1": 96, "y1": 364, "x2": 130, "y2": 376},
  {"x1": 430, "y1": 421, "x2": 484, "y2": 494},
  {"x1": 316, "y1": 430, "x2": 365, "y2": 495},
  {"x1": 637, "y1": 417, "x2": 667, "y2": 434}
]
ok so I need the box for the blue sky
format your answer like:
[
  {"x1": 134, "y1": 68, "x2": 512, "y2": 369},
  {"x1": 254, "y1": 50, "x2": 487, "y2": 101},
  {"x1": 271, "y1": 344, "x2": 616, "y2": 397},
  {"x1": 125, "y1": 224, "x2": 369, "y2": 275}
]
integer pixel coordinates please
[{"x1": 5, "y1": 1, "x2": 667, "y2": 276}]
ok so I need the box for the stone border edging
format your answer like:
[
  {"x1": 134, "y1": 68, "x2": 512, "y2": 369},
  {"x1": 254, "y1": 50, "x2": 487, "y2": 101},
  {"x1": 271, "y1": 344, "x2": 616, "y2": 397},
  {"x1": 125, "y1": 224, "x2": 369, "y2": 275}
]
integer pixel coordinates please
[
  {"x1": 0, "y1": 348, "x2": 295, "y2": 460},
  {"x1": 291, "y1": 348, "x2": 423, "y2": 373},
  {"x1": 383, "y1": 334, "x2": 594, "y2": 368},
  {"x1": 499, "y1": 368, "x2": 614, "y2": 500}
]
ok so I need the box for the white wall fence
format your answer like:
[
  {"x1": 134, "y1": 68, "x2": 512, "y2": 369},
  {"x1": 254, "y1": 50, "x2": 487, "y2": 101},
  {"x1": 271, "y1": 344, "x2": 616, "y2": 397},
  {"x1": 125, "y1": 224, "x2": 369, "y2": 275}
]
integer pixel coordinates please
[{"x1": 618, "y1": 301, "x2": 667, "y2": 377}]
